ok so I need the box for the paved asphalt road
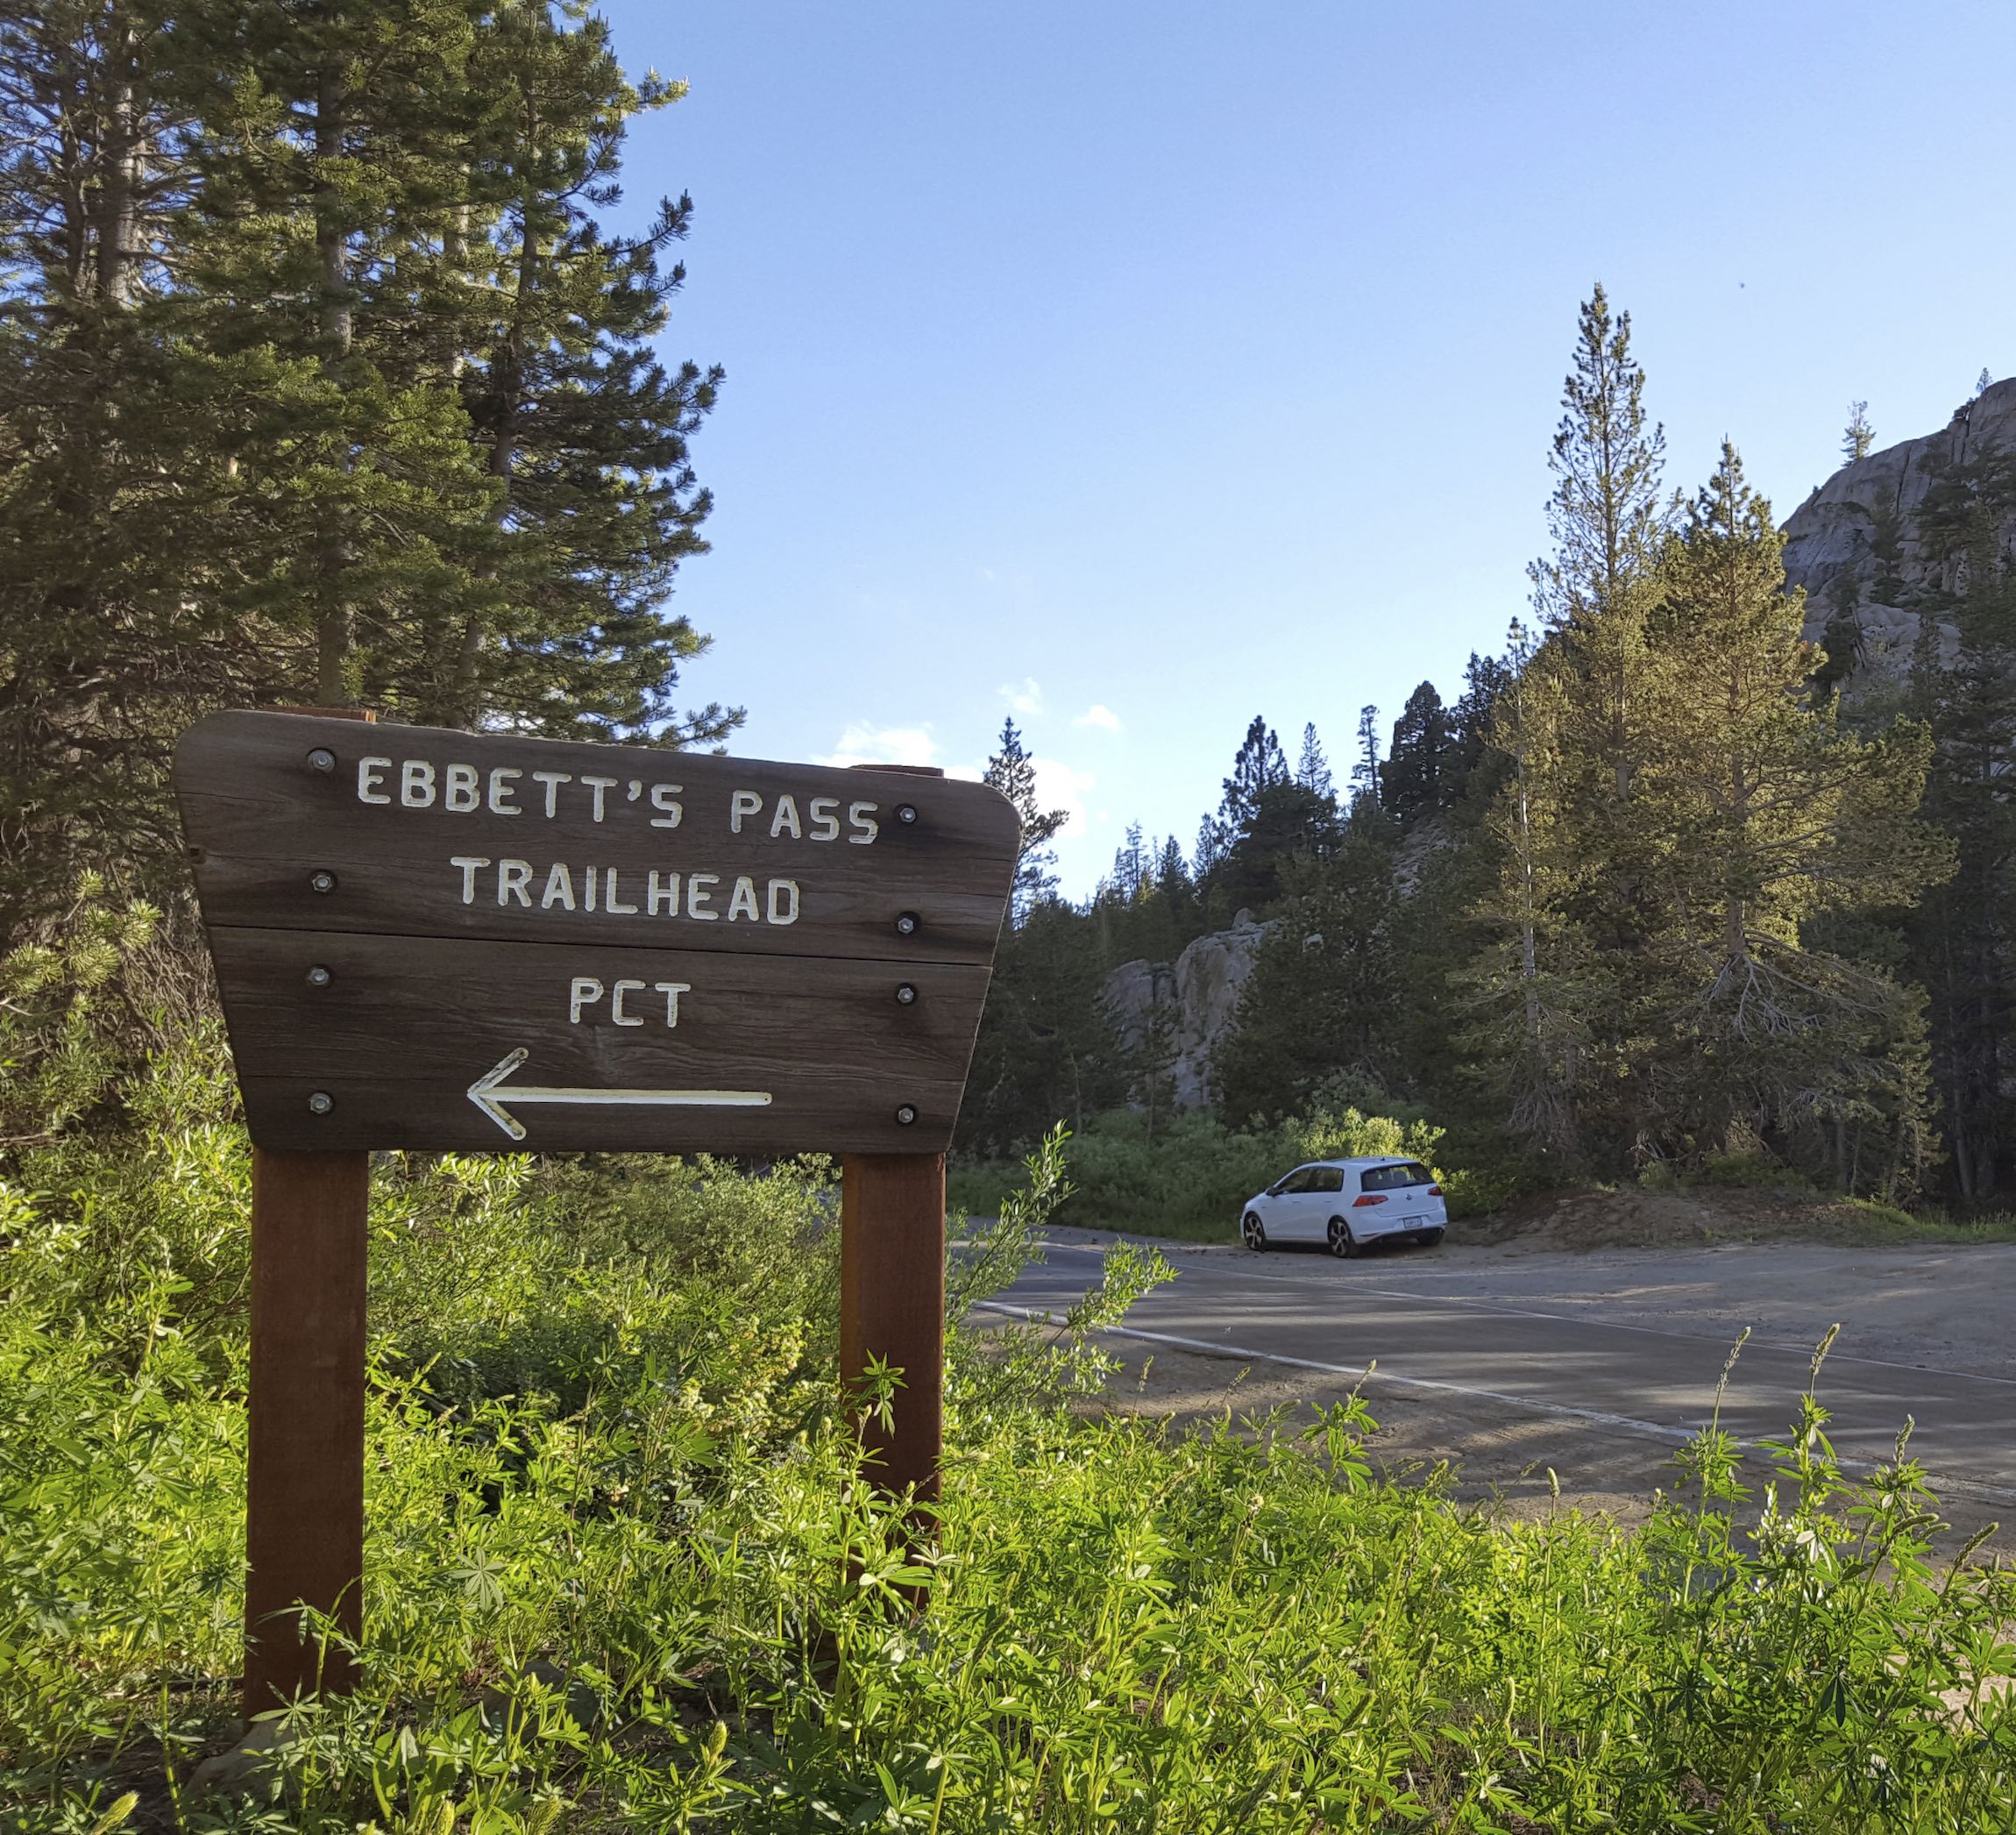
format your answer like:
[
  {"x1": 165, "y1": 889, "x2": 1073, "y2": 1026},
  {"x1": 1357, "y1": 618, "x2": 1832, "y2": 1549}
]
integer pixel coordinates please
[{"x1": 990, "y1": 1236, "x2": 2016, "y2": 1504}]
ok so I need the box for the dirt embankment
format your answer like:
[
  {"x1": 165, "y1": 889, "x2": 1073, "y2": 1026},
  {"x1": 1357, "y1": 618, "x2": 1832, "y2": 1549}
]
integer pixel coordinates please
[{"x1": 1466, "y1": 1184, "x2": 1923, "y2": 1254}]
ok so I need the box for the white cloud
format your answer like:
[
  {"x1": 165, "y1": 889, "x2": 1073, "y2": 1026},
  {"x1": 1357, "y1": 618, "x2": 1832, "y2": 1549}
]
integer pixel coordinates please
[
  {"x1": 1073, "y1": 703, "x2": 1122, "y2": 732},
  {"x1": 1030, "y1": 757, "x2": 1095, "y2": 833},
  {"x1": 813, "y1": 722, "x2": 939, "y2": 770},
  {"x1": 998, "y1": 677, "x2": 1044, "y2": 718}
]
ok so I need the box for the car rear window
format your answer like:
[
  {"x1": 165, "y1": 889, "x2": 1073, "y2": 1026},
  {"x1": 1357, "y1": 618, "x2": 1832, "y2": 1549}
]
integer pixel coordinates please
[
  {"x1": 1360, "y1": 1162, "x2": 1435, "y2": 1191},
  {"x1": 1311, "y1": 1167, "x2": 1345, "y2": 1193}
]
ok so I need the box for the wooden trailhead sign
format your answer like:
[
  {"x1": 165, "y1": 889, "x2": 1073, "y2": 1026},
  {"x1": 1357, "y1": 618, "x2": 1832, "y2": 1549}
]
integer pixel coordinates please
[
  {"x1": 174, "y1": 708, "x2": 1019, "y2": 1715},
  {"x1": 174, "y1": 710, "x2": 1020, "y2": 1155}
]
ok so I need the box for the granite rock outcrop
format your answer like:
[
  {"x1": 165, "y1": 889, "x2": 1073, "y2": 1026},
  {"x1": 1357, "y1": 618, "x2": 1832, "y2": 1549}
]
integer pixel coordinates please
[
  {"x1": 1104, "y1": 911, "x2": 1271, "y2": 1110},
  {"x1": 1780, "y1": 377, "x2": 2016, "y2": 679}
]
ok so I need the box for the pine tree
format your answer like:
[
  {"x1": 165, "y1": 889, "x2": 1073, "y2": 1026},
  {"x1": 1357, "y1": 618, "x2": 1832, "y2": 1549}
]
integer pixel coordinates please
[
  {"x1": 1843, "y1": 400, "x2": 1875, "y2": 462},
  {"x1": 1444, "y1": 651, "x2": 1512, "y2": 813},
  {"x1": 442, "y1": 1, "x2": 730, "y2": 739},
  {"x1": 955, "y1": 900, "x2": 1125, "y2": 1153},
  {"x1": 983, "y1": 717, "x2": 1067, "y2": 921},
  {"x1": 1294, "y1": 722, "x2": 1333, "y2": 800},
  {"x1": 0, "y1": 0, "x2": 732, "y2": 935},
  {"x1": 1193, "y1": 813, "x2": 1228, "y2": 882},
  {"x1": 1381, "y1": 681, "x2": 1448, "y2": 828},
  {"x1": 1209, "y1": 715, "x2": 1336, "y2": 916},
  {"x1": 1212, "y1": 834, "x2": 1402, "y2": 1123},
  {"x1": 1106, "y1": 822, "x2": 1149, "y2": 905},
  {"x1": 0, "y1": 0, "x2": 251, "y2": 927},
  {"x1": 1462, "y1": 618, "x2": 1586, "y2": 1156},
  {"x1": 1894, "y1": 433, "x2": 2016, "y2": 1197},
  {"x1": 1477, "y1": 285, "x2": 1672, "y2": 1152},
  {"x1": 1639, "y1": 444, "x2": 1949, "y2": 1170},
  {"x1": 171, "y1": 0, "x2": 500, "y2": 708},
  {"x1": 1215, "y1": 716, "x2": 1289, "y2": 838},
  {"x1": 1529, "y1": 284, "x2": 1668, "y2": 834},
  {"x1": 1349, "y1": 704, "x2": 1381, "y2": 814}
]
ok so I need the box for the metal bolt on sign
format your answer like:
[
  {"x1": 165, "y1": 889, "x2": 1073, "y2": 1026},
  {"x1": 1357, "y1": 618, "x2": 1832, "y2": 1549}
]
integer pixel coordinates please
[{"x1": 174, "y1": 709, "x2": 1019, "y2": 1712}]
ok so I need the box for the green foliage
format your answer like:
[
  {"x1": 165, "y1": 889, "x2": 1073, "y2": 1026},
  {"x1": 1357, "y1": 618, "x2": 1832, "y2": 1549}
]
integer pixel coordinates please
[
  {"x1": 1297, "y1": 1099, "x2": 1443, "y2": 1164},
  {"x1": 0, "y1": 878, "x2": 166, "y2": 1146},
  {"x1": 0, "y1": 0, "x2": 729, "y2": 938},
  {"x1": 954, "y1": 1106, "x2": 1292, "y2": 1238},
  {"x1": 953, "y1": 1095, "x2": 1513, "y2": 1237},
  {"x1": 1693, "y1": 1149, "x2": 1820, "y2": 1191},
  {"x1": 5, "y1": 963, "x2": 2016, "y2": 1828},
  {"x1": 1211, "y1": 836, "x2": 1404, "y2": 1126},
  {"x1": 956, "y1": 900, "x2": 1127, "y2": 1156},
  {"x1": 949, "y1": 1127, "x2": 1177, "y2": 1423},
  {"x1": 10, "y1": 1083, "x2": 2016, "y2": 1829}
]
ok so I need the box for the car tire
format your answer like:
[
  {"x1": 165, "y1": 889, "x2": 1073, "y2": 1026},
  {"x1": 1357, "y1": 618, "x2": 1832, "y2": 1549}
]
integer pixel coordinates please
[
  {"x1": 1242, "y1": 1212, "x2": 1267, "y2": 1251},
  {"x1": 1326, "y1": 1216, "x2": 1358, "y2": 1259},
  {"x1": 1422, "y1": 1229, "x2": 1445, "y2": 1249}
]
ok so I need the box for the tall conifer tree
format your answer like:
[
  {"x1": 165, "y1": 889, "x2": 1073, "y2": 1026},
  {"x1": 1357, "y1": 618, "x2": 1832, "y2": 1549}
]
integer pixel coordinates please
[{"x1": 1640, "y1": 445, "x2": 1948, "y2": 1174}]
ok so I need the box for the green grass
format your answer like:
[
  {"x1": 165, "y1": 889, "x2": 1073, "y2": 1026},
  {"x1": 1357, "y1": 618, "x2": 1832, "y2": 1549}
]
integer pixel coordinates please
[
  {"x1": 1829, "y1": 1199, "x2": 2016, "y2": 1246},
  {"x1": 10, "y1": 1049, "x2": 2016, "y2": 1829}
]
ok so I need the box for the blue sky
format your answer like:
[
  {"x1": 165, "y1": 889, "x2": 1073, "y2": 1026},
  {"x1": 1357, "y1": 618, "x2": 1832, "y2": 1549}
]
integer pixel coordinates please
[{"x1": 600, "y1": 0, "x2": 2016, "y2": 896}]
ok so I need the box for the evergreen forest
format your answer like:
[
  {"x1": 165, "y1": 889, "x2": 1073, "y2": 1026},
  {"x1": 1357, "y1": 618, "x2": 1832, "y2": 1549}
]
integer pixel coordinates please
[
  {"x1": 7, "y1": 6, "x2": 2016, "y2": 1830},
  {"x1": 964, "y1": 288, "x2": 2016, "y2": 1222}
]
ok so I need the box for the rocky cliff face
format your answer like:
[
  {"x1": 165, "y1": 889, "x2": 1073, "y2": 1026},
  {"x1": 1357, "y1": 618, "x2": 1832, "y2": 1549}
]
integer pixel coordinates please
[
  {"x1": 1104, "y1": 912, "x2": 1270, "y2": 1110},
  {"x1": 1780, "y1": 377, "x2": 2016, "y2": 678}
]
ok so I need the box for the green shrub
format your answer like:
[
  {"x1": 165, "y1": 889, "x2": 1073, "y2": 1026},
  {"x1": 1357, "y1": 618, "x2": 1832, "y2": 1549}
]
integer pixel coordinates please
[
  {"x1": 12, "y1": 967, "x2": 2013, "y2": 1830},
  {"x1": 953, "y1": 1107, "x2": 1295, "y2": 1240},
  {"x1": 1297, "y1": 1099, "x2": 1443, "y2": 1164},
  {"x1": 949, "y1": 1099, "x2": 1522, "y2": 1237},
  {"x1": 1697, "y1": 1149, "x2": 1816, "y2": 1191}
]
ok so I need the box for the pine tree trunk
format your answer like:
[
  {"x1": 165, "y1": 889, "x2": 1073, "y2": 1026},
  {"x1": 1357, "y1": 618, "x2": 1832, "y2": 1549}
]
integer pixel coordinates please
[
  {"x1": 93, "y1": 9, "x2": 139, "y2": 309},
  {"x1": 455, "y1": 195, "x2": 540, "y2": 723},
  {"x1": 314, "y1": 57, "x2": 353, "y2": 708}
]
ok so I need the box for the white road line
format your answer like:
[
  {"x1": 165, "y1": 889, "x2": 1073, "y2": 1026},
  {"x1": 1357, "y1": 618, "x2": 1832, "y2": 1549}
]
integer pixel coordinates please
[
  {"x1": 979, "y1": 1301, "x2": 1699, "y2": 1442},
  {"x1": 1026, "y1": 1242, "x2": 2016, "y2": 1389},
  {"x1": 975, "y1": 1302, "x2": 2016, "y2": 1505}
]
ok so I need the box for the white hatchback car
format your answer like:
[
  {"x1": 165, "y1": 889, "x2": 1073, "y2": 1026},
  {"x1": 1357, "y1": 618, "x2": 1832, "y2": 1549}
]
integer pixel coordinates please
[{"x1": 1240, "y1": 1156, "x2": 1448, "y2": 1256}]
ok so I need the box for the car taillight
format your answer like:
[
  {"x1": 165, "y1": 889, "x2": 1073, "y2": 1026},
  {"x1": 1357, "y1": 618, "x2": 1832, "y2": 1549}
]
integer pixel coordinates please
[
  {"x1": 1428, "y1": 1184, "x2": 1442, "y2": 1196},
  {"x1": 1351, "y1": 1193, "x2": 1386, "y2": 1207}
]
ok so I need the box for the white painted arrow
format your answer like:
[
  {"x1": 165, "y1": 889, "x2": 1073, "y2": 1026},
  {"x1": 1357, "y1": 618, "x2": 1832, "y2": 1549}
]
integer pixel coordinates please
[{"x1": 466, "y1": 1047, "x2": 773, "y2": 1142}]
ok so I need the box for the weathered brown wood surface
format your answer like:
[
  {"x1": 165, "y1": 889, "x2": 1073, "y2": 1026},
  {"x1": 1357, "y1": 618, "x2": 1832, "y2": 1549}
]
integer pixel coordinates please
[
  {"x1": 175, "y1": 711, "x2": 1019, "y2": 963},
  {"x1": 245, "y1": 1147, "x2": 368, "y2": 1711},
  {"x1": 216, "y1": 929, "x2": 990, "y2": 1153},
  {"x1": 841, "y1": 1153, "x2": 947, "y2": 1505},
  {"x1": 174, "y1": 710, "x2": 1019, "y2": 1155}
]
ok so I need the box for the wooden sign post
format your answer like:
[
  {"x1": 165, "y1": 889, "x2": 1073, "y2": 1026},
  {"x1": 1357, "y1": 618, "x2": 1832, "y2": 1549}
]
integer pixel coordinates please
[{"x1": 174, "y1": 712, "x2": 1018, "y2": 1710}]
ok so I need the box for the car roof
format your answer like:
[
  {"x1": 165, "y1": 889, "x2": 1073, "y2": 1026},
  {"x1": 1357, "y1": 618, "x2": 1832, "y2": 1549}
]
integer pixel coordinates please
[{"x1": 1305, "y1": 1156, "x2": 1421, "y2": 1170}]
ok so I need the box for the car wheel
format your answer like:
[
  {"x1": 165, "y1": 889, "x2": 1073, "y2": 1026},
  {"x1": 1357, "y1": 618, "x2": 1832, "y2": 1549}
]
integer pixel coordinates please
[
  {"x1": 1326, "y1": 1216, "x2": 1358, "y2": 1259},
  {"x1": 1242, "y1": 1212, "x2": 1267, "y2": 1251},
  {"x1": 1422, "y1": 1229, "x2": 1445, "y2": 1248}
]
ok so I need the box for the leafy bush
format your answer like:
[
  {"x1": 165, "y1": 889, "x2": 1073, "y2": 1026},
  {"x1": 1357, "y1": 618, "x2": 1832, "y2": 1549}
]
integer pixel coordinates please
[
  {"x1": 11, "y1": 959, "x2": 2016, "y2": 1830},
  {"x1": 10, "y1": 1149, "x2": 2016, "y2": 1833},
  {"x1": 952, "y1": 1107, "x2": 1295, "y2": 1238},
  {"x1": 1297, "y1": 1099, "x2": 1444, "y2": 1164},
  {"x1": 951, "y1": 1099, "x2": 1518, "y2": 1236},
  {"x1": 1696, "y1": 1148, "x2": 1818, "y2": 1191}
]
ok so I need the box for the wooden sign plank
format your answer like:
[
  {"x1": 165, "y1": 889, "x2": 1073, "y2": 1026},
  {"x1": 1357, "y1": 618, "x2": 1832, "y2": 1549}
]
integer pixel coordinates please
[
  {"x1": 175, "y1": 712, "x2": 1019, "y2": 964},
  {"x1": 212, "y1": 928, "x2": 989, "y2": 1153},
  {"x1": 174, "y1": 710, "x2": 1019, "y2": 1155}
]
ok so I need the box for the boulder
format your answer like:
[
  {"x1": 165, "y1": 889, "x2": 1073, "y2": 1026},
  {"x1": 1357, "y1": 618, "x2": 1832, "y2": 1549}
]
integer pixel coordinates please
[{"x1": 1105, "y1": 909, "x2": 1271, "y2": 1110}]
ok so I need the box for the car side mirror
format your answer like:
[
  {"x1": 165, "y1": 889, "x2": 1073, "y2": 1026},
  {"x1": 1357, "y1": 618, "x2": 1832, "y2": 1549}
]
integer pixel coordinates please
[{"x1": 1267, "y1": 1181, "x2": 1286, "y2": 1197}]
